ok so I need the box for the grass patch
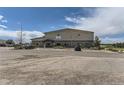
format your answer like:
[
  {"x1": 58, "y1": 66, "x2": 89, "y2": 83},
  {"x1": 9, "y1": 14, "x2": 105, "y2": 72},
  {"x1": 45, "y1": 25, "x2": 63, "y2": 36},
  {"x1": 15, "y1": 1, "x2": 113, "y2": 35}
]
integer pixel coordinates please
[
  {"x1": 105, "y1": 48, "x2": 124, "y2": 52},
  {"x1": 100, "y1": 44, "x2": 124, "y2": 52},
  {"x1": 53, "y1": 46, "x2": 65, "y2": 49}
]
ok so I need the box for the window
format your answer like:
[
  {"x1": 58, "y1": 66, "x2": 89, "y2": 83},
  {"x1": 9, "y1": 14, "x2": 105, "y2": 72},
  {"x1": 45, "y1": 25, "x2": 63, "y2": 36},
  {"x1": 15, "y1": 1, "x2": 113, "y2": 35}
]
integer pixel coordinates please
[
  {"x1": 78, "y1": 34, "x2": 80, "y2": 36},
  {"x1": 56, "y1": 34, "x2": 61, "y2": 39}
]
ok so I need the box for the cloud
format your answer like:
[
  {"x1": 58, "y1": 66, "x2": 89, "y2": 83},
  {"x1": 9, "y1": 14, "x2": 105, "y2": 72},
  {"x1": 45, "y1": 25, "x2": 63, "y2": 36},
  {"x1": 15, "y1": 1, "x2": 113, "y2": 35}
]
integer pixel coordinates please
[
  {"x1": 0, "y1": 24, "x2": 7, "y2": 29},
  {"x1": 65, "y1": 16, "x2": 85, "y2": 24},
  {"x1": 0, "y1": 29, "x2": 44, "y2": 43},
  {"x1": 1, "y1": 20, "x2": 8, "y2": 23},
  {"x1": 0, "y1": 15, "x2": 4, "y2": 20},
  {"x1": 0, "y1": 14, "x2": 44, "y2": 43},
  {"x1": 65, "y1": 8, "x2": 124, "y2": 43},
  {"x1": 0, "y1": 15, "x2": 7, "y2": 29}
]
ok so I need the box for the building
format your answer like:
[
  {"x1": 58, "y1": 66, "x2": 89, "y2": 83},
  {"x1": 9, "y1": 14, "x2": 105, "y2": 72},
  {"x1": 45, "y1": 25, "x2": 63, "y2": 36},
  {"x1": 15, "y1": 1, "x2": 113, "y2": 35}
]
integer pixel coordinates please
[{"x1": 31, "y1": 28, "x2": 94, "y2": 48}]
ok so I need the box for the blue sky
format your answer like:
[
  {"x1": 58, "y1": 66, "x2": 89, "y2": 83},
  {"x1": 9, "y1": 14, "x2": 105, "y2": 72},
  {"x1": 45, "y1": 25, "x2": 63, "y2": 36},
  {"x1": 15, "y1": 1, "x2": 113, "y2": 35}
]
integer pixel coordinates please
[
  {"x1": 0, "y1": 7, "x2": 124, "y2": 43},
  {"x1": 0, "y1": 7, "x2": 95, "y2": 31}
]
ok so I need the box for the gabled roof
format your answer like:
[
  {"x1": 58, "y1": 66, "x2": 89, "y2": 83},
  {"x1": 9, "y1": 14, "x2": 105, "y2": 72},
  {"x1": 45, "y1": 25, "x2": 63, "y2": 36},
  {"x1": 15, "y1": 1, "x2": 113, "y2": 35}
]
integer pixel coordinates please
[
  {"x1": 44, "y1": 28, "x2": 94, "y2": 34},
  {"x1": 31, "y1": 28, "x2": 94, "y2": 41}
]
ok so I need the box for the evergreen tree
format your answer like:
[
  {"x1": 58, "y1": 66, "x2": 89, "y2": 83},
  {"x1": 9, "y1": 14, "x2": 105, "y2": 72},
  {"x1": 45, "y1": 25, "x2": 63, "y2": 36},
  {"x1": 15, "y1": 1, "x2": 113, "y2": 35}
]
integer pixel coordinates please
[{"x1": 94, "y1": 36, "x2": 101, "y2": 49}]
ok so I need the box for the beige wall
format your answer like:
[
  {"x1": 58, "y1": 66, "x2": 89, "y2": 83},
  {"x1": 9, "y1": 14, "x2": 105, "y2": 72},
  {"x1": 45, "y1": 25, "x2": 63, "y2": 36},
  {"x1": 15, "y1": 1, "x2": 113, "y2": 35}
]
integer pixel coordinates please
[
  {"x1": 32, "y1": 41, "x2": 43, "y2": 47},
  {"x1": 45, "y1": 29, "x2": 94, "y2": 41}
]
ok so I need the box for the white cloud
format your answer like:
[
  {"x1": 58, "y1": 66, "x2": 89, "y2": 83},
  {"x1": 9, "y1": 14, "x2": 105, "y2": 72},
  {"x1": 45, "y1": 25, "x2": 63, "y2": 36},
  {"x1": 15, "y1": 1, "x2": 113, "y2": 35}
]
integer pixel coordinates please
[
  {"x1": 1, "y1": 20, "x2": 8, "y2": 23},
  {"x1": 0, "y1": 15, "x2": 7, "y2": 29},
  {"x1": 0, "y1": 15, "x2": 4, "y2": 20},
  {"x1": 0, "y1": 24, "x2": 7, "y2": 29},
  {"x1": 65, "y1": 8, "x2": 124, "y2": 43},
  {"x1": 65, "y1": 16, "x2": 85, "y2": 24},
  {"x1": 0, "y1": 14, "x2": 43, "y2": 43},
  {"x1": 0, "y1": 29, "x2": 44, "y2": 43}
]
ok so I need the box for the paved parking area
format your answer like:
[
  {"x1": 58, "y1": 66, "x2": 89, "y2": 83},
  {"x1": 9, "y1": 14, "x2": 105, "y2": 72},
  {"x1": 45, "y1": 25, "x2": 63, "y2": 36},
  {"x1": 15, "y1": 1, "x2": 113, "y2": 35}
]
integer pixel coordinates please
[{"x1": 1, "y1": 47, "x2": 124, "y2": 84}]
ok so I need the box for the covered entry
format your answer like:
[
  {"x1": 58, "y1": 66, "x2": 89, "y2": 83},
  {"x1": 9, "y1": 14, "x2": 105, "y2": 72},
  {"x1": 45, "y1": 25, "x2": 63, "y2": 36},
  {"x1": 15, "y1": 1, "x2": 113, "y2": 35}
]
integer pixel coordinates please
[{"x1": 42, "y1": 39, "x2": 54, "y2": 48}]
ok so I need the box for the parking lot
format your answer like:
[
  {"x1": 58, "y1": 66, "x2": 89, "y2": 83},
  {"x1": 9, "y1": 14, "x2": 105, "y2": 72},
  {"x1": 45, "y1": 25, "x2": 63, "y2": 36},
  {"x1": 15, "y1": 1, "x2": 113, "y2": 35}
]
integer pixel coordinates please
[{"x1": 1, "y1": 47, "x2": 124, "y2": 84}]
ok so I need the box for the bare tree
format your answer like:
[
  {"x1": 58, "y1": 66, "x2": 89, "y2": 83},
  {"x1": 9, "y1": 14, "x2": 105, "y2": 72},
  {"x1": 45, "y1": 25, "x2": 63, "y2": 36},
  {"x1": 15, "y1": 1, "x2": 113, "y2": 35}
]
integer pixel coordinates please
[{"x1": 16, "y1": 23, "x2": 26, "y2": 44}]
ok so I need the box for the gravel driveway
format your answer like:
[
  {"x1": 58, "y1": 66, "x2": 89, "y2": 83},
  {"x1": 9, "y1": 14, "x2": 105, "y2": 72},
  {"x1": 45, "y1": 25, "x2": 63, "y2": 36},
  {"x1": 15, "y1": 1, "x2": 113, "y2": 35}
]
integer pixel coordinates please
[{"x1": 1, "y1": 47, "x2": 124, "y2": 84}]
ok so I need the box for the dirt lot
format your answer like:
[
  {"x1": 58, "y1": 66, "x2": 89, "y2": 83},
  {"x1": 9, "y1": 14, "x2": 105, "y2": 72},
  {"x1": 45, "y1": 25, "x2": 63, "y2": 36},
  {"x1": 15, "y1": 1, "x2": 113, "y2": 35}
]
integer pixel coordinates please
[{"x1": 1, "y1": 47, "x2": 124, "y2": 85}]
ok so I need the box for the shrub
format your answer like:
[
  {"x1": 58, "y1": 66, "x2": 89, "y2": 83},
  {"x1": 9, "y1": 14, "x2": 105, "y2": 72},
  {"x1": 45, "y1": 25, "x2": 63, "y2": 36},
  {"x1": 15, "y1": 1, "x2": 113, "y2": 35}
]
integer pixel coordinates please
[
  {"x1": 112, "y1": 42, "x2": 124, "y2": 48},
  {"x1": 80, "y1": 43, "x2": 93, "y2": 49},
  {"x1": 54, "y1": 45, "x2": 64, "y2": 49},
  {"x1": 24, "y1": 45, "x2": 35, "y2": 49},
  {"x1": 106, "y1": 48, "x2": 119, "y2": 52},
  {"x1": 14, "y1": 44, "x2": 35, "y2": 50},
  {"x1": 14, "y1": 44, "x2": 23, "y2": 49},
  {"x1": 80, "y1": 44, "x2": 85, "y2": 48}
]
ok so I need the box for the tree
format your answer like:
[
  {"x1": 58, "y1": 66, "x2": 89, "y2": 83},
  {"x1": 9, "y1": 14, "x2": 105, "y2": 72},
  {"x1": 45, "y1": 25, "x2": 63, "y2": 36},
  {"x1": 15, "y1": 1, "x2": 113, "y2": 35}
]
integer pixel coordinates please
[
  {"x1": 94, "y1": 36, "x2": 101, "y2": 49},
  {"x1": 6, "y1": 39, "x2": 15, "y2": 45}
]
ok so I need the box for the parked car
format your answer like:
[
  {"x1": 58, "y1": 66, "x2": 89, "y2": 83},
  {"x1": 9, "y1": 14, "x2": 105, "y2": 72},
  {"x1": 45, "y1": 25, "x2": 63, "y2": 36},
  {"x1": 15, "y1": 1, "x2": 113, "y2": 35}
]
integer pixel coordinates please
[{"x1": 74, "y1": 44, "x2": 81, "y2": 51}]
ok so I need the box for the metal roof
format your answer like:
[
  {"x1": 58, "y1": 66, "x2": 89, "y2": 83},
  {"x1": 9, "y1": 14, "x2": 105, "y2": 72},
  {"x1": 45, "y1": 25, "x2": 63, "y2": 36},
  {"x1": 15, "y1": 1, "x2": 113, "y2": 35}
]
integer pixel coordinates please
[{"x1": 44, "y1": 28, "x2": 94, "y2": 34}]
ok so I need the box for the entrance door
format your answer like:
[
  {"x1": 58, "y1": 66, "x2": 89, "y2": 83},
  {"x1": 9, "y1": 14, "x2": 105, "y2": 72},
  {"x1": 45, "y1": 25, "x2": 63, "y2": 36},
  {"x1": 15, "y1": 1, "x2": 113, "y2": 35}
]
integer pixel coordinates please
[
  {"x1": 43, "y1": 39, "x2": 54, "y2": 48},
  {"x1": 44, "y1": 42, "x2": 53, "y2": 48},
  {"x1": 46, "y1": 43, "x2": 51, "y2": 47}
]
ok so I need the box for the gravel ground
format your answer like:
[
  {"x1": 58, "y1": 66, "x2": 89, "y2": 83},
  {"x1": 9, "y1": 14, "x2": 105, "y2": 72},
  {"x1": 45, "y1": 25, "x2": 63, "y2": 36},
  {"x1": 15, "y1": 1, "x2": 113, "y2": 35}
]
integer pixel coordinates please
[{"x1": 1, "y1": 47, "x2": 124, "y2": 85}]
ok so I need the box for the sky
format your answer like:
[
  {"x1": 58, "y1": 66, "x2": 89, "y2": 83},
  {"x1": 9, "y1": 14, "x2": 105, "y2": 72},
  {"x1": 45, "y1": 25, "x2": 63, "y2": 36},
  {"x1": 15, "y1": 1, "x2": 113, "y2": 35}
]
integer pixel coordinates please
[{"x1": 0, "y1": 7, "x2": 124, "y2": 43}]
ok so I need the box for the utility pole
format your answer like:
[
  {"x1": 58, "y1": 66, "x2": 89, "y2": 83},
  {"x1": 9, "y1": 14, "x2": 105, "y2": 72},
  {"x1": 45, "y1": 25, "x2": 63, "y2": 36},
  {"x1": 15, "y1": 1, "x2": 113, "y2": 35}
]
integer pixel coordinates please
[{"x1": 20, "y1": 23, "x2": 23, "y2": 45}]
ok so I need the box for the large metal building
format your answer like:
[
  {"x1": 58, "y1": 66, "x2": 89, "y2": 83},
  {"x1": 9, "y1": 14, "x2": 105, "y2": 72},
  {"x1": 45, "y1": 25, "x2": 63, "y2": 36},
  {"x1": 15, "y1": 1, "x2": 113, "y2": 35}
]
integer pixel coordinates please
[{"x1": 31, "y1": 28, "x2": 94, "y2": 48}]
